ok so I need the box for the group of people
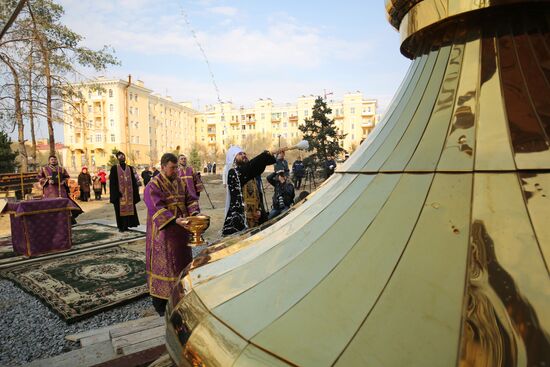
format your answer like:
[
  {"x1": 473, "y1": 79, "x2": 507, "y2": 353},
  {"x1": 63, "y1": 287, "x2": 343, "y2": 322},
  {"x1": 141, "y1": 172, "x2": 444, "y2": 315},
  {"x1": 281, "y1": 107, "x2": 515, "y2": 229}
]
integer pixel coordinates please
[
  {"x1": 36, "y1": 147, "x2": 328, "y2": 317},
  {"x1": 76, "y1": 167, "x2": 107, "y2": 201},
  {"x1": 203, "y1": 161, "x2": 217, "y2": 174}
]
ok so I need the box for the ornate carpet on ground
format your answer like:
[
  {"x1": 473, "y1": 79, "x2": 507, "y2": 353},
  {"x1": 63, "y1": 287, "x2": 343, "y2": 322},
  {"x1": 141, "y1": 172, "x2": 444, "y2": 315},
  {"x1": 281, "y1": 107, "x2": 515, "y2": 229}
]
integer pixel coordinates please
[
  {"x1": 0, "y1": 223, "x2": 144, "y2": 263},
  {"x1": 0, "y1": 240, "x2": 147, "y2": 322}
]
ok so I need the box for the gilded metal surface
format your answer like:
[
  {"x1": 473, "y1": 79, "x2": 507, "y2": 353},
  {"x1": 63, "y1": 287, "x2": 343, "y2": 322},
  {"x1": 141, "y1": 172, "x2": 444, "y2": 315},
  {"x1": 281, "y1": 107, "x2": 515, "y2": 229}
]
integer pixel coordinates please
[
  {"x1": 251, "y1": 173, "x2": 434, "y2": 366},
  {"x1": 335, "y1": 173, "x2": 473, "y2": 366},
  {"x1": 167, "y1": 2, "x2": 550, "y2": 366},
  {"x1": 196, "y1": 173, "x2": 366, "y2": 311},
  {"x1": 437, "y1": 33, "x2": 480, "y2": 171},
  {"x1": 518, "y1": 173, "x2": 550, "y2": 270},
  {"x1": 381, "y1": 43, "x2": 452, "y2": 171},
  {"x1": 406, "y1": 41, "x2": 463, "y2": 170},
  {"x1": 474, "y1": 35, "x2": 516, "y2": 170},
  {"x1": 390, "y1": 0, "x2": 550, "y2": 57},
  {"x1": 460, "y1": 173, "x2": 550, "y2": 366}
]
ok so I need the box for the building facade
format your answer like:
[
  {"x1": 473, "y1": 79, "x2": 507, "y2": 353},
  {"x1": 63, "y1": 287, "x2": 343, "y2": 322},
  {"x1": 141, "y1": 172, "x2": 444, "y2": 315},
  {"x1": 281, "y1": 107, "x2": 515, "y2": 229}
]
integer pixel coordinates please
[
  {"x1": 63, "y1": 77, "x2": 377, "y2": 170},
  {"x1": 196, "y1": 92, "x2": 377, "y2": 155},
  {"x1": 62, "y1": 77, "x2": 197, "y2": 170}
]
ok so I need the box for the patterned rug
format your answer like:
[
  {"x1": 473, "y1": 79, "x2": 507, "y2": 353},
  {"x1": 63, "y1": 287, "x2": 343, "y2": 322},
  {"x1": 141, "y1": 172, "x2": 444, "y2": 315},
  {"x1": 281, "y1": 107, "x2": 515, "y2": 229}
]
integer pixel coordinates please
[
  {"x1": 0, "y1": 241, "x2": 147, "y2": 322},
  {"x1": 0, "y1": 223, "x2": 144, "y2": 264}
]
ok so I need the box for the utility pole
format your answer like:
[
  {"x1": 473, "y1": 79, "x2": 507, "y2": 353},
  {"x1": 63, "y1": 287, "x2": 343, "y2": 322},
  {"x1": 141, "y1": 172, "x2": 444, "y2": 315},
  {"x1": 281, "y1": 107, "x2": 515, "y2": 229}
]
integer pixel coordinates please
[{"x1": 324, "y1": 89, "x2": 334, "y2": 100}]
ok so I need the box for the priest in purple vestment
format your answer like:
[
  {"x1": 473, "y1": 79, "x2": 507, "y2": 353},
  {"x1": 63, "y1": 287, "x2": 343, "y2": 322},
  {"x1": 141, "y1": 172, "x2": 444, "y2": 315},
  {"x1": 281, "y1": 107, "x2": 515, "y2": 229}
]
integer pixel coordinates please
[
  {"x1": 178, "y1": 154, "x2": 204, "y2": 206},
  {"x1": 109, "y1": 151, "x2": 140, "y2": 232},
  {"x1": 37, "y1": 155, "x2": 70, "y2": 198},
  {"x1": 144, "y1": 153, "x2": 200, "y2": 316}
]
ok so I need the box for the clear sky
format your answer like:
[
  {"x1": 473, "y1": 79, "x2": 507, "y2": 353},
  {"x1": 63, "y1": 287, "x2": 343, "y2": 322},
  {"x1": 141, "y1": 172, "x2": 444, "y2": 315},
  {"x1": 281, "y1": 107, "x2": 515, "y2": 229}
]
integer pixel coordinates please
[{"x1": 14, "y1": 0, "x2": 413, "y2": 140}]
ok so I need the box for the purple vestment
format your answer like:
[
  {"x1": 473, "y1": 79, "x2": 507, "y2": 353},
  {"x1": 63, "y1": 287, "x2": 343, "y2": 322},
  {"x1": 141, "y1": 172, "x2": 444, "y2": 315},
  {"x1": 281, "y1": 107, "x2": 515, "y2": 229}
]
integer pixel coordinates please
[
  {"x1": 117, "y1": 164, "x2": 135, "y2": 216},
  {"x1": 37, "y1": 165, "x2": 70, "y2": 198},
  {"x1": 144, "y1": 173, "x2": 200, "y2": 299},
  {"x1": 178, "y1": 166, "x2": 204, "y2": 206}
]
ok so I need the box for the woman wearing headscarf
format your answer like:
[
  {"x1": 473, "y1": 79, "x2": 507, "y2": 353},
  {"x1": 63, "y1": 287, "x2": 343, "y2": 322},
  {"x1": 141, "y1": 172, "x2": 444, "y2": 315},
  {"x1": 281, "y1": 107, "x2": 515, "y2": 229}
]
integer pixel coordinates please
[
  {"x1": 222, "y1": 146, "x2": 282, "y2": 236},
  {"x1": 78, "y1": 166, "x2": 92, "y2": 202}
]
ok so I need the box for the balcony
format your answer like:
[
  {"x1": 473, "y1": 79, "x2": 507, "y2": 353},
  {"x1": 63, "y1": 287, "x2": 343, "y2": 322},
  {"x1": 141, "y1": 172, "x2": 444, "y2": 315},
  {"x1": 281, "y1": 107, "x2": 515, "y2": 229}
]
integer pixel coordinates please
[
  {"x1": 362, "y1": 120, "x2": 374, "y2": 127},
  {"x1": 289, "y1": 116, "x2": 299, "y2": 122},
  {"x1": 246, "y1": 119, "x2": 256, "y2": 124},
  {"x1": 334, "y1": 115, "x2": 344, "y2": 120},
  {"x1": 271, "y1": 118, "x2": 281, "y2": 123}
]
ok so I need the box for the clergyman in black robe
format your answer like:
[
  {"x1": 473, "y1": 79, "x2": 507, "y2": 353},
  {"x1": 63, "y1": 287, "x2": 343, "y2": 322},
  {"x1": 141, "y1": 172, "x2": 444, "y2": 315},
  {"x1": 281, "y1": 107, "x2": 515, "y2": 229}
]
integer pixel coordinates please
[{"x1": 109, "y1": 151, "x2": 140, "y2": 232}]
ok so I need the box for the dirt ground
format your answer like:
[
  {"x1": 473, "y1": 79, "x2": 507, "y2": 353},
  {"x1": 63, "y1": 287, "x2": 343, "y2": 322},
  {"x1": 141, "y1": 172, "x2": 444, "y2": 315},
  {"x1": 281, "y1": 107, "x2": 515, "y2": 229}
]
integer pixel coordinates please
[{"x1": 0, "y1": 173, "x2": 279, "y2": 243}]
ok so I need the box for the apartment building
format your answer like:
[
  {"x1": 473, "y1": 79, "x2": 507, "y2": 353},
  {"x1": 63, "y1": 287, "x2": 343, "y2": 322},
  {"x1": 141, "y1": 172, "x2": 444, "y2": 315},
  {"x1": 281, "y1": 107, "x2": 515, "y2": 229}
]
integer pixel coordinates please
[
  {"x1": 62, "y1": 77, "x2": 197, "y2": 170},
  {"x1": 197, "y1": 92, "x2": 377, "y2": 154},
  {"x1": 63, "y1": 77, "x2": 377, "y2": 170}
]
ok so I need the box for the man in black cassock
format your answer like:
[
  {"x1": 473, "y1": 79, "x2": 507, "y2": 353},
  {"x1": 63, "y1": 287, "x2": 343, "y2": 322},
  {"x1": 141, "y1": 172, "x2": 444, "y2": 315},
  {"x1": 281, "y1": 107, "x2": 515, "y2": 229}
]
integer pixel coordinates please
[{"x1": 109, "y1": 151, "x2": 140, "y2": 232}]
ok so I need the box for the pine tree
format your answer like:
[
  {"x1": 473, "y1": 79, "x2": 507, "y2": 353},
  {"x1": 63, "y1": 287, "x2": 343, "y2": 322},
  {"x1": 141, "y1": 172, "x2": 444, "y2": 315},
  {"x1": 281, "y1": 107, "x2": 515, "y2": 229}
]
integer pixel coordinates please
[
  {"x1": 299, "y1": 96, "x2": 346, "y2": 165},
  {"x1": 0, "y1": 131, "x2": 18, "y2": 173}
]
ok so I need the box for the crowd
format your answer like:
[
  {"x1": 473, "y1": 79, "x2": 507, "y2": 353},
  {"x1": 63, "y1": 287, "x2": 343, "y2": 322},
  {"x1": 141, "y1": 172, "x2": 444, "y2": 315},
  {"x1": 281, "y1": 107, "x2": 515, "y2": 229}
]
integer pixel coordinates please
[{"x1": 37, "y1": 146, "x2": 335, "y2": 316}]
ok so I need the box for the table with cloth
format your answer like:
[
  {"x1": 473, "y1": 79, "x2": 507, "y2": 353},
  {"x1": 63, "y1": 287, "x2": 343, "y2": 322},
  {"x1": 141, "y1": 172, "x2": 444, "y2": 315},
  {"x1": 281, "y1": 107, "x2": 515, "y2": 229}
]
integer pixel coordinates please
[{"x1": 1, "y1": 198, "x2": 82, "y2": 256}]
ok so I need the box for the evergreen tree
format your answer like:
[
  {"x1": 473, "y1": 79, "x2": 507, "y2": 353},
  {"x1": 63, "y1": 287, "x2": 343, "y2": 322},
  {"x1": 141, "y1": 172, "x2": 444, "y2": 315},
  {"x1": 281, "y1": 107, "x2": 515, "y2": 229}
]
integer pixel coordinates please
[
  {"x1": 189, "y1": 147, "x2": 201, "y2": 172},
  {"x1": 299, "y1": 96, "x2": 346, "y2": 164},
  {"x1": 0, "y1": 131, "x2": 18, "y2": 173}
]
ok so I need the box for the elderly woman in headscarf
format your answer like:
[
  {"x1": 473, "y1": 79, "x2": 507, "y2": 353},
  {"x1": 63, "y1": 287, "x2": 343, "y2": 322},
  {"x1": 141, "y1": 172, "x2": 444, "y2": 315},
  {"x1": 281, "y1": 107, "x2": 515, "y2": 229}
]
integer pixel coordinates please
[
  {"x1": 222, "y1": 146, "x2": 283, "y2": 237},
  {"x1": 78, "y1": 166, "x2": 92, "y2": 202}
]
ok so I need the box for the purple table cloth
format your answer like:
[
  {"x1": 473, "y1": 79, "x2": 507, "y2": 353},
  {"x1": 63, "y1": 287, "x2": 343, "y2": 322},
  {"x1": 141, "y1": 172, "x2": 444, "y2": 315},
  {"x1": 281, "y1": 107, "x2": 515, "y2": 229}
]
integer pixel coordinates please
[{"x1": 2, "y1": 198, "x2": 82, "y2": 256}]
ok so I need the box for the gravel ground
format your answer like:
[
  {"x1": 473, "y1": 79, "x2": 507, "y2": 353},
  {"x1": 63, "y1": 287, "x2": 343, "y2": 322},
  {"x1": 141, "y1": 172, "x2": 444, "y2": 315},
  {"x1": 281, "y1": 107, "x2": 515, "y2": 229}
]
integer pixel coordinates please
[{"x1": 0, "y1": 246, "x2": 206, "y2": 367}]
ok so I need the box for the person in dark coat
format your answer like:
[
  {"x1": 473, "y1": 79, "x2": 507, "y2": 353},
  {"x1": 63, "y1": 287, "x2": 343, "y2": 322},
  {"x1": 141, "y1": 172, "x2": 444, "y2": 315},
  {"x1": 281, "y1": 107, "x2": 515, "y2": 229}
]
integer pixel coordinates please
[
  {"x1": 273, "y1": 151, "x2": 290, "y2": 176},
  {"x1": 141, "y1": 166, "x2": 153, "y2": 186},
  {"x1": 267, "y1": 170, "x2": 295, "y2": 220},
  {"x1": 109, "y1": 152, "x2": 140, "y2": 232},
  {"x1": 152, "y1": 167, "x2": 160, "y2": 177},
  {"x1": 222, "y1": 146, "x2": 280, "y2": 236},
  {"x1": 292, "y1": 157, "x2": 305, "y2": 189},
  {"x1": 325, "y1": 156, "x2": 337, "y2": 178},
  {"x1": 78, "y1": 167, "x2": 92, "y2": 202}
]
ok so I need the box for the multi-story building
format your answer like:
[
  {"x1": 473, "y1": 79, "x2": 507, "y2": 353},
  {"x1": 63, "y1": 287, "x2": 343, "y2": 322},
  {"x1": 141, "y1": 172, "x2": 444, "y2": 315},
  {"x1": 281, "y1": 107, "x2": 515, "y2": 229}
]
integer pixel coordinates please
[
  {"x1": 63, "y1": 77, "x2": 377, "y2": 170},
  {"x1": 196, "y1": 92, "x2": 377, "y2": 155},
  {"x1": 62, "y1": 77, "x2": 197, "y2": 170}
]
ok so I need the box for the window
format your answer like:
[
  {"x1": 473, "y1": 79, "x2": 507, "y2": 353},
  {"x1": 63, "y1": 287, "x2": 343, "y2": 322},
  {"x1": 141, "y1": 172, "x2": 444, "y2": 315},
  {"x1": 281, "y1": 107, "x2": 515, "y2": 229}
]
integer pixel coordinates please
[
  {"x1": 304, "y1": 110, "x2": 309, "y2": 116},
  {"x1": 135, "y1": 107, "x2": 139, "y2": 117},
  {"x1": 283, "y1": 112, "x2": 287, "y2": 118},
  {"x1": 95, "y1": 134, "x2": 101, "y2": 142},
  {"x1": 242, "y1": 134, "x2": 246, "y2": 140},
  {"x1": 351, "y1": 107, "x2": 356, "y2": 114},
  {"x1": 242, "y1": 125, "x2": 246, "y2": 130},
  {"x1": 352, "y1": 134, "x2": 355, "y2": 140},
  {"x1": 367, "y1": 106, "x2": 372, "y2": 113},
  {"x1": 110, "y1": 104, "x2": 114, "y2": 112},
  {"x1": 261, "y1": 113, "x2": 265, "y2": 120},
  {"x1": 111, "y1": 134, "x2": 115, "y2": 142},
  {"x1": 88, "y1": 105, "x2": 92, "y2": 113},
  {"x1": 98, "y1": 90, "x2": 102, "y2": 96},
  {"x1": 129, "y1": 107, "x2": 132, "y2": 115},
  {"x1": 351, "y1": 124, "x2": 355, "y2": 129},
  {"x1": 135, "y1": 136, "x2": 139, "y2": 144},
  {"x1": 88, "y1": 91, "x2": 91, "y2": 99},
  {"x1": 135, "y1": 94, "x2": 138, "y2": 102},
  {"x1": 109, "y1": 89, "x2": 113, "y2": 97},
  {"x1": 110, "y1": 119, "x2": 114, "y2": 128},
  {"x1": 87, "y1": 120, "x2": 92, "y2": 128},
  {"x1": 283, "y1": 122, "x2": 287, "y2": 128},
  {"x1": 129, "y1": 93, "x2": 133, "y2": 100}
]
